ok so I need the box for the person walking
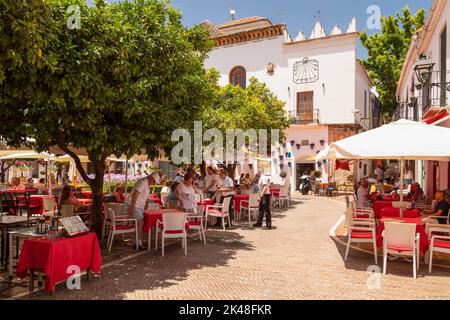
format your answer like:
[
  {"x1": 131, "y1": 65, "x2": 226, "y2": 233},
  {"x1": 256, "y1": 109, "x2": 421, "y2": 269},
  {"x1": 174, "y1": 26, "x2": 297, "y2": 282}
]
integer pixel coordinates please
[{"x1": 254, "y1": 171, "x2": 272, "y2": 229}]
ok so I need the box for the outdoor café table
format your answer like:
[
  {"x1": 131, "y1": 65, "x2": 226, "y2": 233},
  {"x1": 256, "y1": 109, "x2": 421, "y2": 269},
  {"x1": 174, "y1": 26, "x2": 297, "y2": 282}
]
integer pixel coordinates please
[
  {"x1": 16, "y1": 232, "x2": 102, "y2": 293},
  {"x1": 379, "y1": 207, "x2": 421, "y2": 219},
  {"x1": 144, "y1": 209, "x2": 189, "y2": 250},
  {"x1": 0, "y1": 216, "x2": 39, "y2": 270},
  {"x1": 233, "y1": 194, "x2": 249, "y2": 214},
  {"x1": 373, "y1": 200, "x2": 410, "y2": 218},
  {"x1": 196, "y1": 199, "x2": 214, "y2": 214},
  {"x1": 149, "y1": 194, "x2": 163, "y2": 207},
  {"x1": 376, "y1": 217, "x2": 429, "y2": 254}
]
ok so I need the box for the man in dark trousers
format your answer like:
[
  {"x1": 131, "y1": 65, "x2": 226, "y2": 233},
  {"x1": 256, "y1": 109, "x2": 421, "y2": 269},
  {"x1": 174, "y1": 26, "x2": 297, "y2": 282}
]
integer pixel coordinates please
[{"x1": 254, "y1": 170, "x2": 272, "y2": 229}]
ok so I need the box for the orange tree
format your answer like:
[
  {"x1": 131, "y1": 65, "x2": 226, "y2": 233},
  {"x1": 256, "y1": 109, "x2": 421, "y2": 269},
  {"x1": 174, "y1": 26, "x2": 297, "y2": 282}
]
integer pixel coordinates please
[{"x1": 0, "y1": 0, "x2": 214, "y2": 235}]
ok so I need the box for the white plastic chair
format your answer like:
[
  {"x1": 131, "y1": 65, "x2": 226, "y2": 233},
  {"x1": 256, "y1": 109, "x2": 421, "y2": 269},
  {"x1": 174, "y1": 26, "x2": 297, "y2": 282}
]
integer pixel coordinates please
[
  {"x1": 103, "y1": 203, "x2": 126, "y2": 240},
  {"x1": 239, "y1": 193, "x2": 259, "y2": 222},
  {"x1": 426, "y1": 223, "x2": 450, "y2": 273},
  {"x1": 155, "y1": 211, "x2": 188, "y2": 256},
  {"x1": 42, "y1": 197, "x2": 57, "y2": 217},
  {"x1": 205, "y1": 197, "x2": 232, "y2": 230},
  {"x1": 344, "y1": 207, "x2": 378, "y2": 264},
  {"x1": 106, "y1": 208, "x2": 138, "y2": 253},
  {"x1": 186, "y1": 210, "x2": 206, "y2": 245},
  {"x1": 350, "y1": 200, "x2": 374, "y2": 219},
  {"x1": 277, "y1": 186, "x2": 290, "y2": 208},
  {"x1": 382, "y1": 222, "x2": 420, "y2": 278}
]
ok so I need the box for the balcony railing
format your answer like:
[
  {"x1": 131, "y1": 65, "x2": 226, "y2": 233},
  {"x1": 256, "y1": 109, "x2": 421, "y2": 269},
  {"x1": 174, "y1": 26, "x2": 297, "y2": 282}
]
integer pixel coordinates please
[
  {"x1": 288, "y1": 109, "x2": 320, "y2": 125},
  {"x1": 417, "y1": 70, "x2": 450, "y2": 115},
  {"x1": 393, "y1": 102, "x2": 420, "y2": 122}
]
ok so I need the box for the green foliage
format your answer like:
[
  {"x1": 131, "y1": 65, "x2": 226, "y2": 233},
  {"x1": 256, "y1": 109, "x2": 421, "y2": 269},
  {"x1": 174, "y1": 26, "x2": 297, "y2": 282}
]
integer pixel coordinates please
[
  {"x1": 360, "y1": 6, "x2": 425, "y2": 116},
  {"x1": 0, "y1": 0, "x2": 214, "y2": 233},
  {"x1": 202, "y1": 72, "x2": 290, "y2": 139}
]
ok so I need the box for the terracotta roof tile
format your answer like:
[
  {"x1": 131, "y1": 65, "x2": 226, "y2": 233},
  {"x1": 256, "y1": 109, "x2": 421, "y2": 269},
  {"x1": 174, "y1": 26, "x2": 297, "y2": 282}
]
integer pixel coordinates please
[{"x1": 217, "y1": 16, "x2": 271, "y2": 29}]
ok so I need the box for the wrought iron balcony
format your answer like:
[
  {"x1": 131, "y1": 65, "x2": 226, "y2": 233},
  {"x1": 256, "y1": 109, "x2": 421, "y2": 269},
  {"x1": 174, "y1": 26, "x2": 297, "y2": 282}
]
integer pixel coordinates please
[
  {"x1": 393, "y1": 101, "x2": 420, "y2": 122},
  {"x1": 288, "y1": 109, "x2": 320, "y2": 125},
  {"x1": 416, "y1": 70, "x2": 450, "y2": 115}
]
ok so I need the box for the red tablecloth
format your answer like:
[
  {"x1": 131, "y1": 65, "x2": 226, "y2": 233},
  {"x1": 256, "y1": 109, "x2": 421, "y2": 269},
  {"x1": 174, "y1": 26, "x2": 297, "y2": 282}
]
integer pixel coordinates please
[
  {"x1": 376, "y1": 217, "x2": 428, "y2": 254},
  {"x1": 16, "y1": 233, "x2": 102, "y2": 292},
  {"x1": 78, "y1": 198, "x2": 93, "y2": 205},
  {"x1": 233, "y1": 194, "x2": 249, "y2": 213},
  {"x1": 379, "y1": 207, "x2": 421, "y2": 219},
  {"x1": 29, "y1": 195, "x2": 55, "y2": 215},
  {"x1": 197, "y1": 200, "x2": 214, "y2": 213},
  {"x1": 373, "y1": 200, "x2": 413, "y2": 218}
]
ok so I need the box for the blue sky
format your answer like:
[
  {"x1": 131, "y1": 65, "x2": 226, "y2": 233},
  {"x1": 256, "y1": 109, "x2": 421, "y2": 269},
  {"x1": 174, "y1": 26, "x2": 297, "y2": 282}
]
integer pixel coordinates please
[{"x1": 88, "y1": 0, "x2": 432, "y2": 58}]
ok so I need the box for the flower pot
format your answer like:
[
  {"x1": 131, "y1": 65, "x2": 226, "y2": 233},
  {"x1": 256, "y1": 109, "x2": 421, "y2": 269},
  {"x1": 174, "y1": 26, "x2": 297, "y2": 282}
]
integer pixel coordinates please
[
  {"x1": 296, "y1": 144, "x2": 301, "y2": 150},
  {"x1": 310, "y1": 143, "x2": 315, "y2": 149},
  {"x1": 290, "y1": 140, "x2": 295, "y2": 146},
  {"x1": 320, "y1": 140, "x2": 325, "y2": 146}
]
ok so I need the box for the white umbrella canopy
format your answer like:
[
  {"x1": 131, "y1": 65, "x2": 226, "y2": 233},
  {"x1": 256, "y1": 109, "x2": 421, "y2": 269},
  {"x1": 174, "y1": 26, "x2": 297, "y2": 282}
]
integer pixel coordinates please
[
  {"x1": 53, "y1": 155, "x2": 90, "y2": 163},
  {"x1": 328, "y1": 119, "x2": 450, "y2": 161},
  {"x1": 0, "y1": 152, "x2": 54, "y2": 160},
  {"x1": 328, "y1": 119, "x2": 450, "y2": 216},
  {"x1": 315, "y1": 146, "x2": 349, "y2": 160}
]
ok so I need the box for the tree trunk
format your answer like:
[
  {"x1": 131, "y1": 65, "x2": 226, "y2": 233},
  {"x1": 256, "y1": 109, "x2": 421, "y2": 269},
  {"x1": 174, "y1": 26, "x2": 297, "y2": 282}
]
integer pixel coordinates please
[
  {"x1": 0, "y1": 160, "x2": 16, "y2": 183},
  {"x1": 89, "y1": 160, "x2": 105, "y2": 238},
  {"x1": 227, "y1": 163, "x2": 237, "y2": 180}
]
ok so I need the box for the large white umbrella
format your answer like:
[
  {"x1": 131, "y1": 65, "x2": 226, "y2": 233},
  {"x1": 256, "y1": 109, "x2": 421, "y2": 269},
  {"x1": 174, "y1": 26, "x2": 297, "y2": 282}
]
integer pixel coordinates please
[
  {"x1": 328, "y1": 119, "x2": 450, "y2": 215},
  {"x1": 0, "y1": 152, "x2": 54, "y2": 160}
]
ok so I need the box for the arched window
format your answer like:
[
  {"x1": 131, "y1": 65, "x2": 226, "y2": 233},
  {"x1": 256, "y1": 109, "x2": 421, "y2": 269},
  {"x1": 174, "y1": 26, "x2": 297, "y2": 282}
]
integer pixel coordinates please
[{"x1": 229, "y1": 66, "x2": 246, "y2": 89}]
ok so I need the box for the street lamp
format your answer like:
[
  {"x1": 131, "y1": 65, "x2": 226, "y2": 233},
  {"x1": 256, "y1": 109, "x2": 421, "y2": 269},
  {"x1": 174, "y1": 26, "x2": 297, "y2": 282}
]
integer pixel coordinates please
[{"x1": 414, "y1": 57, "x2": 435, "y2": 85}]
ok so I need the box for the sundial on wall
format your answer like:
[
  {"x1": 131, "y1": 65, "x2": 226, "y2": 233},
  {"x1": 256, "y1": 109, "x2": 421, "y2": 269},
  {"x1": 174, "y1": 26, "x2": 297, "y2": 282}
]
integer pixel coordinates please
[{"x1": 293, "y1": 58, "x2": 319, "y2": 84}]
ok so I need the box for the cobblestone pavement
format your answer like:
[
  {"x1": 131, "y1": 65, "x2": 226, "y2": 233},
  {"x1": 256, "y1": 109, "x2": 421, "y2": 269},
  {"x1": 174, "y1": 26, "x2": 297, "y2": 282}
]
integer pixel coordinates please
[{"x1": 20, "y1": 195, "x2": 450, "y2": 300}]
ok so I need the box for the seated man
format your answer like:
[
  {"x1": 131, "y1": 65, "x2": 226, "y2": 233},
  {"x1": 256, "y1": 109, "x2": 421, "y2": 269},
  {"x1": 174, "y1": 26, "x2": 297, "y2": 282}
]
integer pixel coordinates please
[{"x1": 423, "y1": 191, "x2": 450, "y2": 224}]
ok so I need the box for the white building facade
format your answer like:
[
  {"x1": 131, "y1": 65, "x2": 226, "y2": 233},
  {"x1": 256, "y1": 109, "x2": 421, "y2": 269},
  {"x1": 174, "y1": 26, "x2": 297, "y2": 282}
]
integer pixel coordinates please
[
  {"x1": 202, "y1": 16, "x2": 373, "y2": 189},
  {"x1": 396, "y1": 0, "x2": 450, "y2": 199}
]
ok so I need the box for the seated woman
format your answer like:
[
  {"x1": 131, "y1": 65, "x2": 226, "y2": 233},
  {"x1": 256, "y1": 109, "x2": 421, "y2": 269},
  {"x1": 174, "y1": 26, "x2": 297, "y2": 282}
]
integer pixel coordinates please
[
  {"x1": 35, "y1": 178, "x2": 48, "y2": 195},
  {"x1": 58, "y1": 185, "x2": 91, "y2": 214},
  {"x1": 408, "y1": 182, "x2": 426, "y2": 204},
  {"x1": 423, "y1": 191, "x2": 450, "y2": 224},
  {"x1": 113, "y1": 184, "x2": 126, "y2": 203},
  {"x1": 26, "y1": 178, "x2": 35, "y2": 189}
]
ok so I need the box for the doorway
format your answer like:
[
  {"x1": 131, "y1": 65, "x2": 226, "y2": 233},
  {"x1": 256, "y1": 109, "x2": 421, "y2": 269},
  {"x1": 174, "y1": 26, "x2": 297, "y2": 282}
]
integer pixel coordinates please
[{"x1": 296, "y1": 163, "x2": 315, "y2": 190}]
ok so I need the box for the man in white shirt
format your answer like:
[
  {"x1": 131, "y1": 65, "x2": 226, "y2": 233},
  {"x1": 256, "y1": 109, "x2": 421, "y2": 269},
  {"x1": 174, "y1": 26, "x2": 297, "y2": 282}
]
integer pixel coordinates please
[
  {"x1": 213, "y1": 169, "x2": 235, "y2": 227},
  {"x1": 125, "y1": 175, "x2": 156, "y2": 247},
  {"x1": 356, "y1": 179, "x2": 370, "y2": 209},
  {"x1": 375, "y1": 165, "x2": 384, "y2": 184},
  {"x1": 254, "y1": 171, "x2": 272, "y2": 229},
  {"x1": 203, "y1": 166, "x2": 219, "y2": 199}
]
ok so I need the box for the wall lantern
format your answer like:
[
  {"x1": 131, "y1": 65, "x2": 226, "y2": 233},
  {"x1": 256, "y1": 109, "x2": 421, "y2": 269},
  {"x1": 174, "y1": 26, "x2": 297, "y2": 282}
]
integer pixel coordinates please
[{"x1": 414, "y1": 56, "x2": 435, "y2": 85}]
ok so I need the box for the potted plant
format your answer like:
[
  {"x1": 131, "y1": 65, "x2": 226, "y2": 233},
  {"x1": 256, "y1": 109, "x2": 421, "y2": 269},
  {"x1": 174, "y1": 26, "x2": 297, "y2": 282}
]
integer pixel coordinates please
[
  {"x1": 320, "y1": 139, "x2": 325, "y2": 146},
  {"x1": 280, "y1": 164, "x2": 284, "y2": 170},
  {"x1": 310, "y1": 170, "x2": 322, "y2": 180},
  {"x1": 279, "y1": 171, "x2": 287, "y2": 179},
  {"x1": 296, "y1": 144, "x2": 301, "y2": 150},
  {"x1": 290, "y1": 140, "x2": 295, "y2": 146},
  {"x1": 279, "y1": 155, "x2": 284, "y2": 161},
  {"x1": 310, "y1": 143, "x2": 315, "y2": 149}
]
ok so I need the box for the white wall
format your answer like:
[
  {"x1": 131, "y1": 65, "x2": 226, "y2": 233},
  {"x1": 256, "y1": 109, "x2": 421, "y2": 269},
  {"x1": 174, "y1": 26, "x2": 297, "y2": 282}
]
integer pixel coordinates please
[{"x1": 205, "y1": 33, "x2": 360, "y2": 125}]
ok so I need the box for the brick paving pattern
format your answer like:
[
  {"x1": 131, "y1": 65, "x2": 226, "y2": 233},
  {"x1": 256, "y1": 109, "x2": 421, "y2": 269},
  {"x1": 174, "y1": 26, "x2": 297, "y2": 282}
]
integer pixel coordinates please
[{"x1": 18, "y1": 195, "x2": 450, "y2": 300}]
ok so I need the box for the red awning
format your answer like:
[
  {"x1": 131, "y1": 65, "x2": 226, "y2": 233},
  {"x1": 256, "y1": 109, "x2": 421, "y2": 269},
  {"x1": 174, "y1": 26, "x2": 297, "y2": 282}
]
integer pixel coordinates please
[
  {"x1": 423, "y1": 109, "x2": 449, "y2": 125},
  {"x1": 335, "y1": 160, "x2": 350, "y2": 171}
]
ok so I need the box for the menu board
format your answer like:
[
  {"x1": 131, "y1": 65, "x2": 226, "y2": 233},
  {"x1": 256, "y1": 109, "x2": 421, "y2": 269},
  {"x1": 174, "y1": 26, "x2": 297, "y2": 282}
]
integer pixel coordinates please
[{"x1": 60, "y1": 216, "x2": 89, "y2": 237}]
